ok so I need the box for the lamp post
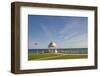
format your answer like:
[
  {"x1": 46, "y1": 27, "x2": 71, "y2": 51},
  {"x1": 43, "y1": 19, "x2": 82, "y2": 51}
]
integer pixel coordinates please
[{"x1": 34, "y1": 42, "x2": 38, "y2": 54}]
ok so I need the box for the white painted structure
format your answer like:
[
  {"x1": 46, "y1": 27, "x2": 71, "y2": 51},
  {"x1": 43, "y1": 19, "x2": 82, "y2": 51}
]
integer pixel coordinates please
[{"x1": 48, "y1": 42, "x2": 57, "y2": 53}]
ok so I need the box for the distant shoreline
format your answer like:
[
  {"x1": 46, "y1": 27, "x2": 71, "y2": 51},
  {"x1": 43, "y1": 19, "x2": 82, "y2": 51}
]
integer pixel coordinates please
[{"x1": 28, "y1": 48, "x2": 88, "y2": 50}]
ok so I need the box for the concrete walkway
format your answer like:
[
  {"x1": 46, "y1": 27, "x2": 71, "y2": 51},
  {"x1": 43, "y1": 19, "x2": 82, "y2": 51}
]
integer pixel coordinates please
[{"x1": 36, "y1": 54, "x2": 87, "y2": 60}]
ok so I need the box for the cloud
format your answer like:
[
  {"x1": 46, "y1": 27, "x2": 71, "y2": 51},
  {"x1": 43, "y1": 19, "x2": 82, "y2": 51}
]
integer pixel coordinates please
[
  {"x1": 58, "y1": 17, "x2": 87, "y2": 45},
  {"x1": 41, "y1": 24, "x2": 54, "y2": 41},
  {"x1": 59, "y1": 17, "x2": 87, "y2": 36},
  {"x1": 63, "y1": 32, "x2": 79, "y2": 40},
  {"x1": 65, "y1": 33, "x2": 88, "y2": 48}
]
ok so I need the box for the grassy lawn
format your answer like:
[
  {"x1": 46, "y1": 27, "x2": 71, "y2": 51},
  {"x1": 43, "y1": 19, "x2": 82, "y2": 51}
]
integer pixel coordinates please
[
  {"x1": 28, "y1": 53, "x2": 88, "y2": 60},
  {"x1": 28, "y1": 53, "x2": 62, "y2": 60},
  {"x1": 44, "y1": 55, "x2": 88, "y2": 60}
]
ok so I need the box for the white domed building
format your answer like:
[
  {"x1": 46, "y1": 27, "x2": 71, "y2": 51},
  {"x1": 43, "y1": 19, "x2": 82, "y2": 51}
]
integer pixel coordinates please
[{"x1": 48, "y1": 42, "x2": 58, "y2": 53}]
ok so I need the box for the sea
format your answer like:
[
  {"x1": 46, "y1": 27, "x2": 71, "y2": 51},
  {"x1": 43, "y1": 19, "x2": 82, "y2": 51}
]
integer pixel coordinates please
[{"x1": 28, "y1": 48, "x2": 88, "y2": 54}]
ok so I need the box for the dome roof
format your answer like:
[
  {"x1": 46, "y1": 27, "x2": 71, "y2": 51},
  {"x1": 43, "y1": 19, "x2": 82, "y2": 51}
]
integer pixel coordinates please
[{"x1": 48, "y1": 42, "x2": 56, "y2": 47}]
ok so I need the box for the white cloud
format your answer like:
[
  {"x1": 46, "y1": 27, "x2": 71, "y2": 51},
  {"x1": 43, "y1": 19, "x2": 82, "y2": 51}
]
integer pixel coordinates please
[
  {"x1": 63, "y1": 32, "x2": 79, "y2": 40},
  {"x1": 41, "y1": 24, "x2": 54, "y2": 41},
  {"x1": 65, "y1": 33, "x2": 88, "y2": 48}
]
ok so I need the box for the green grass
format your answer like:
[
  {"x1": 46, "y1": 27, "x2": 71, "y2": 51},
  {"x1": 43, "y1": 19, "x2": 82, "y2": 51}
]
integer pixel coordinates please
[
  {"x1": 45, "y1": 55, "x2": 88, "y2": 60},
  {"x1": 28, "y1": 53, "x2": 62, "y2": 60},
  {"x1": 28, "y1": 53, "x2": 88, "y2": 60}
]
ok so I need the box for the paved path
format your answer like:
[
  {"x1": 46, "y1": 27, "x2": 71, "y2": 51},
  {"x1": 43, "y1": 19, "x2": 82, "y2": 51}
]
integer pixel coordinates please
[{"x1": 36, "y1": 54, "x2": 87, "y2": 60}]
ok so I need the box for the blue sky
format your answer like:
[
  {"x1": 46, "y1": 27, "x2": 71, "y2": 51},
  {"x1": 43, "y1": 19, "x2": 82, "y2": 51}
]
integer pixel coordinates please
[{"x1": 28, "y1": 15, "x2": 88, "y2": 49}]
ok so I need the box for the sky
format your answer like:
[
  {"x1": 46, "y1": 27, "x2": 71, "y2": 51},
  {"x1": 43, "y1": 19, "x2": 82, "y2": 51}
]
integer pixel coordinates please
[{"x1": 28, "y1": 15, "x2": 88, "y2": 49}]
